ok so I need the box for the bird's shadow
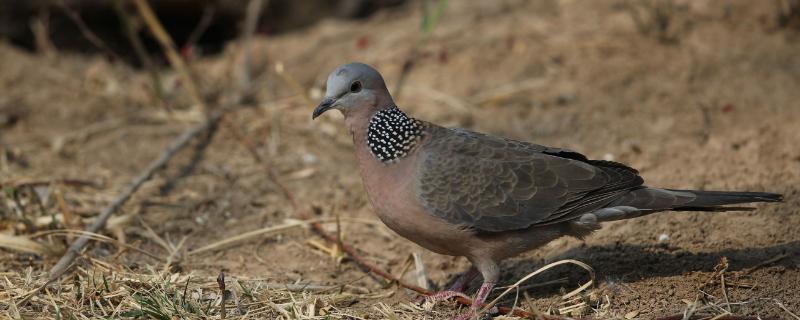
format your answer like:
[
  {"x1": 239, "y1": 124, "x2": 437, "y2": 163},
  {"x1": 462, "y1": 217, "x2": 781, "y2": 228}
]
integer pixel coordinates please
[{"x1": 447, "y1": 240, "x2": 799, "y2": 298}]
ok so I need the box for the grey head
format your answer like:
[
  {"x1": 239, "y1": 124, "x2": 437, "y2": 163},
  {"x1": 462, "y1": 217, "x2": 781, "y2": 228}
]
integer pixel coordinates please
[{"x1": 312, "y1": 62, "x2": 394, "y2": 120}]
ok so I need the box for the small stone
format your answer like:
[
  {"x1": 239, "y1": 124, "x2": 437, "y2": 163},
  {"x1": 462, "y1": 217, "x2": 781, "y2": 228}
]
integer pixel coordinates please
[{"x1": 302, "y1": 153, "x2": 317, "y2": 164}]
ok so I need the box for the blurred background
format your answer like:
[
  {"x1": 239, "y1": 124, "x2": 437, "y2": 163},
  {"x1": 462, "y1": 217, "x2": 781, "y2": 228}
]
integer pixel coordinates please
[{"x1": 1, "y1": 0, "x2": 799, "y2": 319}]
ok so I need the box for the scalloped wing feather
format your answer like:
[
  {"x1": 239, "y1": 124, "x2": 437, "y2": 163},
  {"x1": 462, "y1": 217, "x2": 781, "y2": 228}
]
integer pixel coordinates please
[{"x1": 417, "y1": 125, "x2": 643, "y2": 232}]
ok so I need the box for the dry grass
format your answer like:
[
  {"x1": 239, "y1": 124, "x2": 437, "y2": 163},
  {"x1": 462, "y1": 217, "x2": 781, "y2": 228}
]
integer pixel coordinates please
[
  {"x1": 0, "y1": 261, "x2": 602, "y2": 320},
  {"x1": 1, "y1": 265, "x2": 394, "y2": 319}
]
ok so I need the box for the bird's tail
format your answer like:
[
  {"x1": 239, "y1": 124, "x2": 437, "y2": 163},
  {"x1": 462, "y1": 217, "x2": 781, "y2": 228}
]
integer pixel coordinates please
[
  {"x1": 666, "y1": 189, "x2": 783, "y2": 210},
  {"x1": 579, "y1": 188, "x2": 783, "y2": 224}
]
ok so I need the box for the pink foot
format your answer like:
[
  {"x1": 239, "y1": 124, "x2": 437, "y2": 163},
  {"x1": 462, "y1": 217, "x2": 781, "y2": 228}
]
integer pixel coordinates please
[
  {"x1": 451, "y1": 281, "x2": 496, "y2": 320},
  {"x1": 416, "y1": 267, "x2": 479, "y2": 305}
]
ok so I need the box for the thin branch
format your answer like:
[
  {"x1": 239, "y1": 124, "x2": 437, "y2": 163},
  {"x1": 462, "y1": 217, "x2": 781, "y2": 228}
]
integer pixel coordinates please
[
  {"x1": 655, "y1": 314, "x2": 764, "y2": 320},
  {"x1": 742, "y1": 252, "x2": 790, "y2": 275},
  {"x1": 256, "y1": 282, "x2": 370, "y2": 294},
  {"x1": 183, "y1": 3, "x2": 217, "y2": 50},
  {"x1": 221, "y1": 0, "x2": 296, "y2": 206},
  {"x1": 57, "y1": 0, "x2": 122, "y2": 61},
  {"x1": 221, "y1": 117, "x2": 295, "y2": 206},
  {"x1": 8, "y1": 179, "x2": 99, "y2": 189},
  {"x1": 112, "y1": 0, "x2": 167, "y2": 107},
  {"x1": 237, "y1": 0, "x2": 265, "y2": 91},
  {"x1": 30, "y1": 6, "x2": 55, "y2": 57},
  {"x1": 132, "y1": 0, "x2": 204, "y2": 109},
  {"x1": 134, "y1": 1, "x2": 277, "y2": 209},
  {"x1": 16, "y1": 108, "x2": 229, "y2": 306},
  {"x1": 50, "y1": 110, "x2": 226, "y2": 281}
]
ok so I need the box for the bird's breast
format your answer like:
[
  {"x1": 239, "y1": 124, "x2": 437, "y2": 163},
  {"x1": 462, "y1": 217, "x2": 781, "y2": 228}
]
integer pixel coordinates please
[
  {"x1": 357, "y1": 147, "x2": 419, "y2": 221},
  {"x1": 355, "y1": 146, "x2": 470, "y2": 256}
]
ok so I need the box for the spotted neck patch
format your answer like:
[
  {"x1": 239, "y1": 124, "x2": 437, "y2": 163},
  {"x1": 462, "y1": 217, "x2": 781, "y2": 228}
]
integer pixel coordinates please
[{"x1": 367, "y1": 106, "x2": 425, "y2": 163}]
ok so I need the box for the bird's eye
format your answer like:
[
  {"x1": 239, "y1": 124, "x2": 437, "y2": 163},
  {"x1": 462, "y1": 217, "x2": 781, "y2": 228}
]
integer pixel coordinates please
[{"x1": 350, "y1": 81, "x2": 362, "y2": 93}]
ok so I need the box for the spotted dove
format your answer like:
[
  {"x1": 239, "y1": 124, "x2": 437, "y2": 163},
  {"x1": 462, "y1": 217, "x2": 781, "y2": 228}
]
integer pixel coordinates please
[{"x1": 311, "y1": 62, "x2": 783, "y2": 319}]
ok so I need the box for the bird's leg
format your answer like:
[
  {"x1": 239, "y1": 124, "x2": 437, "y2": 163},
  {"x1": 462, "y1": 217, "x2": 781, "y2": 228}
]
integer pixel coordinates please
[
  {"x1": 452, "y1": 281, "x2": 497, "y2": 320},
  {"x1": 417, "y1": 266, "x2": 479, "y2": 305},
  {"x1": 446, "y1": 265, "x2": 480, "y2": 292},
  {"x1": 452, "y1": 258, "x2": 500, "y2": 320}
]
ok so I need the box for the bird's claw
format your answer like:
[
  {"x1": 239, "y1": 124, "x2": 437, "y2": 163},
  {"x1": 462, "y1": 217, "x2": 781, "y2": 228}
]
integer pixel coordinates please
[{"x1": 417, "y1": 290, "x2": 471, "y2": 310}]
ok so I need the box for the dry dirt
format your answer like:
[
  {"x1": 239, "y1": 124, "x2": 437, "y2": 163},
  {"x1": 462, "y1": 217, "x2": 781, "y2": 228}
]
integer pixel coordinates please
[{"x1": 2, "y1": 0, "x2": 799, "y2": 319}]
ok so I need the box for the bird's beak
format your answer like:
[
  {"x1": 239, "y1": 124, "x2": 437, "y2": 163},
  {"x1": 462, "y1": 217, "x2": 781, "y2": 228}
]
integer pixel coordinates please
[{"x1": 312, "y1": 97, "x2": 336, "y2": 120}]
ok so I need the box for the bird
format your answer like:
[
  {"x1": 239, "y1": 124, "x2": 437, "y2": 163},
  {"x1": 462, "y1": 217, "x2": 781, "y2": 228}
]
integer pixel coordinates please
[{"x1": 311, "y1": 62, "x2": 783, "y2": 319}]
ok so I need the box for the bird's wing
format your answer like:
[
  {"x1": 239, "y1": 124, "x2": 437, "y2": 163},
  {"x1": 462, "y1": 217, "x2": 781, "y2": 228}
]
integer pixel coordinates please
[{"x1": 416, "y1": 126, "x2": 644, "y2": 232}]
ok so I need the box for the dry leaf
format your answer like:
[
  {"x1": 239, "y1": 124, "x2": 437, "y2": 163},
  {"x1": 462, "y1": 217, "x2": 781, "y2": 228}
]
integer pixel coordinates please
[{"x1": 288, "y1": 167, "x2": 316, "y2": 180}]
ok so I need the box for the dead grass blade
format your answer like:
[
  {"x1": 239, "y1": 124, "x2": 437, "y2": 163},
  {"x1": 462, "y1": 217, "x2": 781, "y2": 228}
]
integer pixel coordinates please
[
  {"x1": 0, "y1": 233, "x2": 57, "y2": 256},
  {"x1": 187, "y1": 220, "x2": 306, "y2": 256},
  {"x1": 32, "y1": 229, "x2": 162, "y2": 261},
  {"x1": 412, "y1": 252, "x2": 429, "y2": 291},
  {"x1": 188, "y1": 217, "x2": 382, "y2": 256},
  {"x1": 775, "y1": 299, "x2": 800, "y2": 320},
  {"x1": 480, "y1": 259, "x2": 595, "y2": 315}
]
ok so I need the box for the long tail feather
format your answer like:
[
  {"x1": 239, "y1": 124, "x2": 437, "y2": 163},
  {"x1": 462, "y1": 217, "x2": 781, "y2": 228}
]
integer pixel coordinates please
[
  {"x1": 590, "y1": 188, "x2": 784, "y2": 223},
  {"x1": 667, "y1": 189, "x2": 783, "y2": 208}
]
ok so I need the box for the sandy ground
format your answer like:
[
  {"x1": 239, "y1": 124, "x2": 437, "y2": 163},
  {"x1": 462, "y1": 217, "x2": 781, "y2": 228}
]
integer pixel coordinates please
[{"x1": 2, "y1": 0, "x2": 799, "y2": 319}]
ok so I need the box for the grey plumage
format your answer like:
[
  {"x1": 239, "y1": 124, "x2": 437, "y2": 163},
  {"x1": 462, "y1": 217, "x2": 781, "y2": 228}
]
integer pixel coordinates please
[
  {"x1": 417, "y1": 125, "x2": 782, "y2": 232},
  {"x1": 418, "y1": 125, "x2": 648, "y2": 232},
  {"x1": 312, "y1": 62, "x2": 783, "y2": 319}
]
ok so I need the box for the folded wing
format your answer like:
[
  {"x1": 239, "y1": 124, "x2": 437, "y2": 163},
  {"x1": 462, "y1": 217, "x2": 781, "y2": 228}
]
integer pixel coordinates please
[{"x1": 416, "y1": 126, "x2": 644, "y2": 232}]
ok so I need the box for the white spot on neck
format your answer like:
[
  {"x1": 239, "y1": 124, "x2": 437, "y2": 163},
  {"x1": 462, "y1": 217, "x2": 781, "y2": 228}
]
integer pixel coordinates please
[{"x1": 367, "y1": 106, "x2": 424, "y2": 163}]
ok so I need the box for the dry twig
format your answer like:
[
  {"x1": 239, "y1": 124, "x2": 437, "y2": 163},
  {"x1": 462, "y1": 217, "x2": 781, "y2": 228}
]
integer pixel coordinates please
[
  {"x1": 132, "y1": 0, "x2": 204, "y2": 109},
  {"x1": 112, "y1": 0, "x2": 167, "y2": 107},
  {"x1": 775, "y1": 299, "x2": 800, "y2": 320},
  {"x1": 21, "y1": 108, "x2": 228, "y2": 305},
  {"x1": 183, "y1": 3, "x2": 217, "y2": 50},
  {"x1": 57, "y1": 0, "x2": 122, "y2": 61},
  {"x1": 742, "y1": 253, "x2": 790, "y2": 275},
  {"x1": 237, "y1": 0, "x2": 265, "y2": 91},
  {"x1": 218, "y1": 271, "x2": 227, "y2": 320}
]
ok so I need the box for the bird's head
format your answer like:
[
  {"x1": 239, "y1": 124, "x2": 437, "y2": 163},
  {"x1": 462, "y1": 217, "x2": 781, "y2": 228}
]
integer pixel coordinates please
[{"x1": 312, "y1": 62, "x2": 394, "y2": 120}]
